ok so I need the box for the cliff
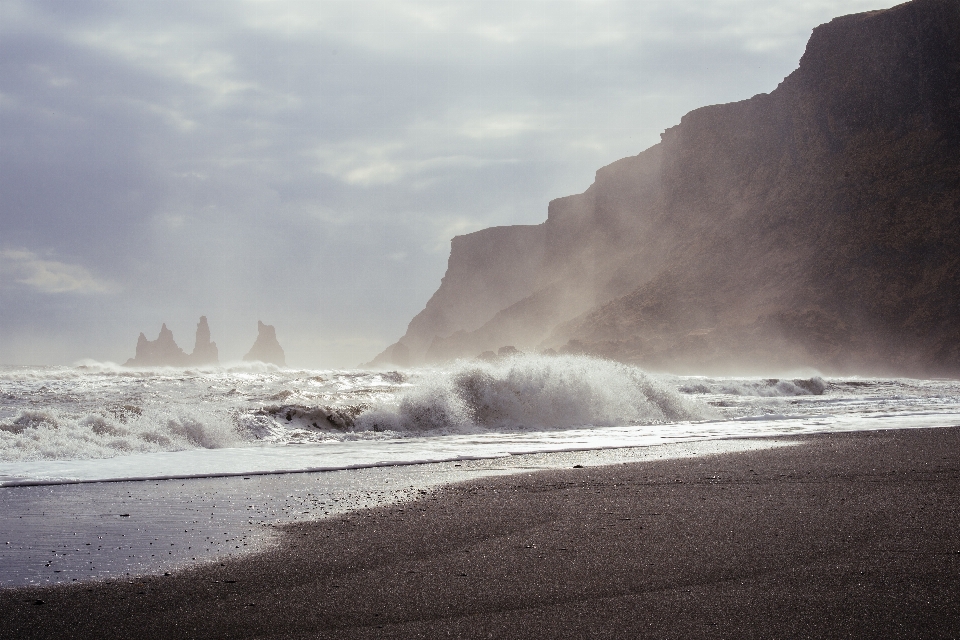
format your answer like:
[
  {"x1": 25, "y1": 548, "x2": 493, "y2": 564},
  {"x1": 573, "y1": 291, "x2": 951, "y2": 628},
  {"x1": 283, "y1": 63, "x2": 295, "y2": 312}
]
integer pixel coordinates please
[
  {"x1": 371, "y1": 0, "x2": 960, "y2": 375},
  {"x1": 243, "y1": 321, "x2": 286, "y2": 367}
]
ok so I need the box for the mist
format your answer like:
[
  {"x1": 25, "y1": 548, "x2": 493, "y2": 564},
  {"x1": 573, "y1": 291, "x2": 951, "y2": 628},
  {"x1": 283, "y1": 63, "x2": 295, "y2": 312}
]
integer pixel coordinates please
[{"x1": 0, "y1": 0, "x2": 902, "y2": 368}]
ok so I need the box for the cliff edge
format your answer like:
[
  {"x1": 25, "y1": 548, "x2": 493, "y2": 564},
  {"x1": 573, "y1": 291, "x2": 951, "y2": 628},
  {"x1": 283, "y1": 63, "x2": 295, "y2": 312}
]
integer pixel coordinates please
[{"x1": 371, "y1": 0, "x2": 960, "y2": 375}]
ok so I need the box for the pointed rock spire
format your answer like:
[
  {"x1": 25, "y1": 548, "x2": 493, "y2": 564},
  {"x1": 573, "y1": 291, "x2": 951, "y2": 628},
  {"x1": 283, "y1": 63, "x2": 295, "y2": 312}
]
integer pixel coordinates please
[
  {"x1": 124, "y1": 316, "x2": 220, "y2": 367},
  {"x1": 243, "y1": 320, "x2": 286, "y2": 367},
  {"x1": 124, "y1": 323, "x2": 188, "y2": 366},
  {"x1": 188, "y1": 316, "x2": 219, "y2": 366}
]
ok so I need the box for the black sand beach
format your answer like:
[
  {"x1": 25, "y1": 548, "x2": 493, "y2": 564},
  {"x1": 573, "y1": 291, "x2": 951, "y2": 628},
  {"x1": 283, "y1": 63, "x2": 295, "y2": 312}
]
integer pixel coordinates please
[{"x1": 2, "y1": 427, "x2": 959, "y2": 638}]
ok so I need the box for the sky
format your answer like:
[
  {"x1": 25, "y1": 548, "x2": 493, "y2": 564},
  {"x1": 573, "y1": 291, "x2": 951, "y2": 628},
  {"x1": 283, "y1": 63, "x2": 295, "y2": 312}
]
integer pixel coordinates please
[{"x1": 0, "y1": 0, "x2": 901, "y2": 368}]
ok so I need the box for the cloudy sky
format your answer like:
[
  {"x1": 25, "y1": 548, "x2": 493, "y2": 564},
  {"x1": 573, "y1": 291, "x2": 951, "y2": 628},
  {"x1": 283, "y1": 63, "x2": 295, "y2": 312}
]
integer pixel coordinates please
[{"x1": 0, "y1": 0, "x2": 898, "y2": 368}]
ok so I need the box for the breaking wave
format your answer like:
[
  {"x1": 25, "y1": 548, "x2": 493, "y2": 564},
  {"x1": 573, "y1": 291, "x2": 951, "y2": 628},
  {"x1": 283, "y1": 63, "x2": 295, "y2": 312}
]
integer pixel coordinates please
[
  {"x1": 0, "y1": 356, "x2": 712, "y2": 462},
  {"x1": 679, "y1": 376, "x2": 828, "y2": 397},
  {"x1": 356, "y1": 354, "x2": 710, "y2": 433},
  {"x1": 0, "y1": 405, "x2": 243, "y2": 462}
]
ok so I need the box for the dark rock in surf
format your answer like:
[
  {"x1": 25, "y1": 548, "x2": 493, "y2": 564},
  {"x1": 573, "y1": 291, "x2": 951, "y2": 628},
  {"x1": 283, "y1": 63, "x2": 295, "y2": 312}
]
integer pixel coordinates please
[{"x1": 243, "y1": 321, "x2": 287, "y2": 367}]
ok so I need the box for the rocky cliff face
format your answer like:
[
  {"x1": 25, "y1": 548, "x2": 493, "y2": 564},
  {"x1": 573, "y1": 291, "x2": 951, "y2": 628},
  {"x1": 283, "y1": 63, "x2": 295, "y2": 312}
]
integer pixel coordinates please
[
  {"x1": 371, "y1": 0, "x2": 960, "y2": 375},
  {"x1": 125, "y1": 317, "x2": 220, "y2": 367},
  {"x1": 243, "y1": 321, "x2": 286, "y2": 367}
]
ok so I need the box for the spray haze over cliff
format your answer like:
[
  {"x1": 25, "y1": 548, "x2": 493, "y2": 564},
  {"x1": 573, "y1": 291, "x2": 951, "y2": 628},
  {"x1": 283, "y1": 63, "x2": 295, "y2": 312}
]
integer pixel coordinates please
[
  {"x1": 371, "y1": 0, "x2": 960, "y2": 376},
  {"x1": 7, "y1": 0, "x2": 921, "y2": 369}
]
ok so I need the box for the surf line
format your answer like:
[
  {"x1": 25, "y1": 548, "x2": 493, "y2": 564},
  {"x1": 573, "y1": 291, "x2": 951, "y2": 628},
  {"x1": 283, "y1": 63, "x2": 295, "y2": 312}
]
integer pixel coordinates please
[{"x1": 0, "y1": 434, "x2": 788, "y2": 488}]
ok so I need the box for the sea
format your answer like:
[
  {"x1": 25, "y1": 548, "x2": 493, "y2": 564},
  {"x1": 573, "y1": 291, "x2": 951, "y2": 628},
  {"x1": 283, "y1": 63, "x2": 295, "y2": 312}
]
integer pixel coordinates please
[
  {"x1": 3, "y1": 353, "x2": 960, "y2": 588},
  {"x1": 3, "y1": 353, "x2": 959, "y2": 487}
]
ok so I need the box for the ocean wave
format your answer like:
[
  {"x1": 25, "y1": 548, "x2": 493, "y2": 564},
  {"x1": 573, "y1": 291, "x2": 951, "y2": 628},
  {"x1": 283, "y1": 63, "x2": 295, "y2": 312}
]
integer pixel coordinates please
[
  {"x1": 355, "y1": 354, "x2": 711, "y2": 433},
  {"x1": 71, "y1": 359, "x2": 285, "y2": 375},
  {"x1": 679, "y1": 377, "x2": 828, "y2": 397},
  {"x1": 0, "y1": 356, "x2": 711, "y2": 462},
  {"x1": 0, "y1": 406, "x2": 243, "y2": 462}
]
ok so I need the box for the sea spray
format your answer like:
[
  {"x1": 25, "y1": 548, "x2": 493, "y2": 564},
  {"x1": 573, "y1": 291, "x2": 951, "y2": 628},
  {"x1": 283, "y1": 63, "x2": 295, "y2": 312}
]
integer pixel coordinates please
[
  {"x1": 678, "y1": 376, "x2": 828, "y2": 397},
  {"x1": 0, "y1": 356, "x2": 713, "y2": 462},
  {"x1": 2, "y1": 363, "x2": 960, "y2": 481},
  {"x1": 356, "y1": 354, "x2": 711, "y2": 433},
  {"x1": 0, "y1": 405, "x2": 243, "y2": 462}
]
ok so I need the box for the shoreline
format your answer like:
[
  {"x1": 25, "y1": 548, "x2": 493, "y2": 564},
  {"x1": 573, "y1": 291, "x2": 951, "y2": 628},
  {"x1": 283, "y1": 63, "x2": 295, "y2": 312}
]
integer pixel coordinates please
[
  {"x1": 0, "y1": 433, "x2": 800, "y2": 489},
  {"x1": 0, "y1": 437, "x2": 793, "y2": 589},
  {"x1": 2, "y1": 426, "x2": 960, "y2": 637}
]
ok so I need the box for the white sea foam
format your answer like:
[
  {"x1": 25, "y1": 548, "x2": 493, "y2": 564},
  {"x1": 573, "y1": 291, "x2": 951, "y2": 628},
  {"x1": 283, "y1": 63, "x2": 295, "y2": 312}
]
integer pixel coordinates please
[
  {"x1": 678, "y1": 376, "x2": 828, "y2": 397},
  {"x1": 356, "y1": 354, "x2": 709, "y2": 433},
  {"x1": 0, "y1": 405, "x2": 243, "y2": 461},
  {"x1": 0, "y1": 356, "x2": 711, "y2": 462},
  {"x1": 2, "y1": 360, "x2": 960, "y2": 483}
]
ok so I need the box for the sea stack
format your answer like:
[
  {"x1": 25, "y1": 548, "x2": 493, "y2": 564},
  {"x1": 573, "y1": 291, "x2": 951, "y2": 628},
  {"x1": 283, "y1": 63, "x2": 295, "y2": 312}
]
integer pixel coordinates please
[
  {"x1": 124, "y1": 323, "x2": 188, "y2": 367},
  {"x1": 243, "y1": 321, "x2": 286, "y2": 367},
  {"x1": 188, "y1": 316, "x2": 219, "y2": 366},
  {"x1": 124, "y1": 317, "x2": 220, "y2": 367}
]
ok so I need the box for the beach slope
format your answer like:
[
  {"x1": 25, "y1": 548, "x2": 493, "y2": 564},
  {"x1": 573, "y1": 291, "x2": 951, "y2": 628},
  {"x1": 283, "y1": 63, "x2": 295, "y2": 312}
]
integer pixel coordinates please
[{"x1": 2, "y1": 427, "x2": 959, "y2": 638}]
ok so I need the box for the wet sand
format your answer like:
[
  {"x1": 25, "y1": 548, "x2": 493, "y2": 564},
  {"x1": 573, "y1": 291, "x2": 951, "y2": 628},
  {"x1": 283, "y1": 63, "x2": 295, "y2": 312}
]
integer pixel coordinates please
[
  {"x1": 2, "y1": 427, "x2": 960, "y2": 638},
  {"x1": 0, "y1": 438, "x2": 787, "y2": 589}
]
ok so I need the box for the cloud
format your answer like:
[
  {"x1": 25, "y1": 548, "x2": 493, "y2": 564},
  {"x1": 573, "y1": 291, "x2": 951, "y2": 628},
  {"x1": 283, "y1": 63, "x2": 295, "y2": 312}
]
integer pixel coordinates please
[
  {"x1": 0, "y1": 0, "x2": 906, "y2": 366},
  {"x1": 0, "y1": 248, "x2": 117, "y2": 294},
  {"x1": 428, "y1": 216, "x2": 490, "y2": 253},
  {"x1": 306, "y1": 135, "x2": 520, "y2": 187}
]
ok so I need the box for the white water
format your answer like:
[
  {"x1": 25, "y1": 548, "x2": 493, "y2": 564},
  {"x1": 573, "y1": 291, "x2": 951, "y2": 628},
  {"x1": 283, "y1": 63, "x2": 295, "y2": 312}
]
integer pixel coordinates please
[{"x1": 2, "y1": 355, "x2": 959, "y2": 486}]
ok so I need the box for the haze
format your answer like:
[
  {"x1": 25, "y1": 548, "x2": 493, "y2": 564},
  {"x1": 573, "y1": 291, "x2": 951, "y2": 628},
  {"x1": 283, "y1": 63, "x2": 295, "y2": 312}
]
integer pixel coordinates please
[{"x1": 0, "y1": 0, "x2": 901, "y2": 368}]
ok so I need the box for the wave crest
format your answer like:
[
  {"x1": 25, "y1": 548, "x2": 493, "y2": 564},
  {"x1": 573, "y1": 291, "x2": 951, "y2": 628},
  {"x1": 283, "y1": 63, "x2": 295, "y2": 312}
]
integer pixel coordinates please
[
  {"x1": 679, "y1": 376, "x2": 828, "y2": 397},
  {"x1": 0, "y1": 407, "x2": 243, "y2": 461},
  {"x1": 356, "y1": 354, "x2": 710, "y2": 433}
]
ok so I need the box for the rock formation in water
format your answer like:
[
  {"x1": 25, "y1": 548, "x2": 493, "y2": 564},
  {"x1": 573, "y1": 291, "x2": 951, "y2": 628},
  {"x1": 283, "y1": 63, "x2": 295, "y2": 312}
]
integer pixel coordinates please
[
  {"x1": 189, "y1": 316, "x2": 219, "y2": 366},
  {"x1": 243, "y1": 321, "x2": 287, "y2": 367},
  {"x1": 370, "y1": 0, "x2": 960, "y2": 375},
  {"x1": 124, "y1": 323, "x2": 188, "y2": 367},
  {"x1": 124, "y1": 317, "x2": 220, "y2": 367}
]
